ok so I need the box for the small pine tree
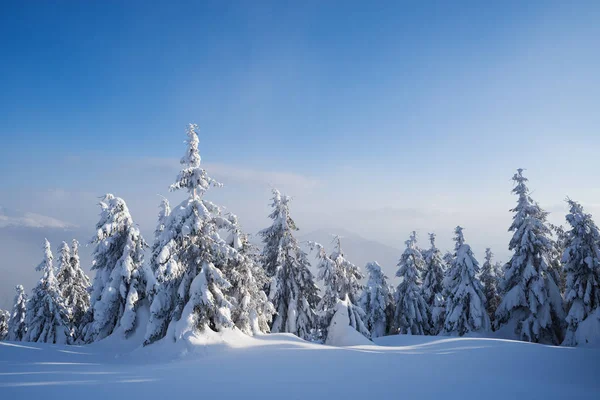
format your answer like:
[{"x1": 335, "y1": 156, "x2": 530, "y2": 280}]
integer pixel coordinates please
[
  {"x1": 442, "y1": 227, "x2": 490, "y2": 336},
  {"x1": 496, "y1": 169, "x2": 565, "y2": 344},
  {"x1": 394, "y1": 232, "x2": 430, "y2": 335},
  {"x1": 480, "y1": 248, "x2": 501, "y2": 328},
  {"x1": 259, "y1": 189, "x2": 319, "y2": 339},
  {"x1": 561, "y1": 199, "x2": 600, "y2": 346},
  {"x1": 0, "y1": 309, "x2": 8, "y2": 341},
  {"x1": 82, "y1": 194, "x2": 148, "y2": 342},
  {"x1": 7, "y1": 285, "x2": 28, "y2": 341},
  {"x1": 359, "y1": 261, "x2": 393, "y2": 337},
  {"x1": 422, "y1": 233, "x2": 445, "y2": 334},
  {"x1": 24, "y1": 239, "x2": 71, "y2": 343}
]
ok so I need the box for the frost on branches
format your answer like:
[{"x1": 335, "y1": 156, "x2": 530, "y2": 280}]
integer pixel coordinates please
[
  {"x1": 496, "y1": 170, "x2": 565, "y2": 345},
  {"x1": 24, "y1": 240, "x2": 71, "y2": 344},
  {"x1": 442, "y1": 227, "x2": 490, "y2": 336},
  {"x1": 359, "y1": 261, "x2": 393, "y2": 337},
  {"x1": 82, "y1": 194, "x2": 148, "y2": 343},
  {"x1": 393, "y1": 232, "x2": 430, "y2": 335},
  {"x1": 259, "y1": 189, "x2": 319, "y2": 339},
  {"x1": 56, "y1": 240, "x2": 91, "y2": 340},
  {"x1": 561, "y1": 199, "x2": 600, "y2": 346},
  {"x1": 0, "y1": 309, "x2": 8, "y2": 341},
  {"x1": 422, "y1": 233, "x2": 445, "y2": 334},
  {"x1": 7, "y1": 285, "x2": 28, "y2": 341},
  {"x1": 310, "y1": 237, "x2": 369, "y2": 341},
  {"x1": 480, "y1": 248, "x2": 501, "y2": 327}
]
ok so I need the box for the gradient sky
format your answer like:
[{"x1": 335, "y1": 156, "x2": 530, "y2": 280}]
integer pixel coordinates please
[{"x1": 1, "y1": 1, "x2": 599, "y2": 308}]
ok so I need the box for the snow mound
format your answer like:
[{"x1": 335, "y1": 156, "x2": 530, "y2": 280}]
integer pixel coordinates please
[
  {"x1": 573, "y1": 309, "x2": 600, "y2": 347},
  {"x1": 325, "y1": 299, "x2": 373, "y2": 346}
]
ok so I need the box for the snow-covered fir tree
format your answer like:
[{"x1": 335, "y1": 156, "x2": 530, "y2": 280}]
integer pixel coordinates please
[
  {"x1": 442, "y1": 227, "x2": 490, "y2": 336},
  {"x1": 151, "y1": 197, "x2": 171, "y2": 268},
  {"x1": 259, "y1": 189, "x2": 320, "y2": 339},
  {"x1": 359, "y1": 261, "x2": 393, "y2": 337},
  {"x1": 480, "y1": 248, "x2": 501, "y2": 328},
  {"x1": 393, "y1": 232, "x2": 430, "y2": 335},
  {"x1": 496, "y1": 169, "x2": 565, "y2": 345},
  {"x1": 225, "y1": 214, "x2": 274, "y2": 335},
  {"x1": 24, "y1": 240, "x2": 71, "y2": 343},
  {"x1": 422, "y1": 233, "x2": 445, "y2": 333},
  {"x1": 561, "y1": 199, "x2": 600, "y2": 346},
  {"x1": 311, "y1": 237, "x2": 369, "y2": 341},
  {"x1": 56, "y1": 240, "x2": 90, "y2": 340},
  {"x1": 7, "y1": 285, "x2": 28, "y2": 341},
  {"x1": 443, "y1": 251, "x2": 454, "y2": 271},
  {"x1": 0, "y1": 309, "x2": 8, "y2": 341},
  {"x1": 549, "y1": 223, "x2": 568, "y2": 295},
  {"x1": 145, "y1": 124, "x2": 269, "y2": 344},
  {"x1": 82, "y1": 194, "x2": 148, "y2": 343}
]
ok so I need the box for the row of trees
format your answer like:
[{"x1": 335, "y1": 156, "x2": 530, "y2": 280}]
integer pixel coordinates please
[{"x1": 1, "y1": 126, "x2": 598, "y2": 348}]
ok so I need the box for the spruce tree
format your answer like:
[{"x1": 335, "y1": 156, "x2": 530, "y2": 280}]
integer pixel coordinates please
[
  {"x1": 359, "y1": 261, "x2": 393, "y2": 337},
  {"x1": 82, "y1": 194, "x2": 148, "y2": 342},
  {"x1": 393, "y1": 232, "x2": 430, "y2": 335},
  {"x1": 549, "y1": 223, "x2": 568, "y2": 295},
  {"x1": 7, "y1": 285, "x2": 28, "y2": 341},
  {"x1": 422, "y1": 233, "x2": 445, "y2": 333},
  {"x1": 442, "y1": 227, "x2": 490, "y2": 336},
  {"x1": 561, "y1": 199, "x2": 600, "y2": 346},
  {"x1": 0, "y1": 309, "x2": 8, "y2": 341},
  {"x1": 480, "y1": 248, "x2": 501, "y2": 328},
  {"x1": 496, "y1": 169, "x2": 565, "y2": 344},
  {"x1": 24, "y1": 239, "x2": 71, "y2": 343},
  {"x1": 259, "y1": 189, "x2": 319, "y2": 339}
]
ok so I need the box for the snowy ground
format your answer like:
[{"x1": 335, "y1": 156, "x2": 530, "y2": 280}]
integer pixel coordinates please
[{"x1": 1, "y1": 332, "x2": 599, "y2": 399}]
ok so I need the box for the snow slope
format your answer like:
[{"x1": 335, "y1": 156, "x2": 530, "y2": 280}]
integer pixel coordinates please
[{"x1": 1, "y1": 333, "x2": 599, "y2": 399}]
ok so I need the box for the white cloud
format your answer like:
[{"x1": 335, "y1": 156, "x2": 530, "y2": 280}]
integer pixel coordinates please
[{"x1": 0, "y1": 208, "x2": 76, "y2": 229}]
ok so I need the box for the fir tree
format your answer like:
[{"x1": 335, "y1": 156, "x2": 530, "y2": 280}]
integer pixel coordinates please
[
  {"x1": 561, "y1": 199, "x2": 600, "y2": 346},
  {"x1": 0, "y1": 309, "x2": 8, "y2": 341},
  {"x1": 393, "y1": 232, "x2": 430, "y2": 335},
  {"x1": 496, "y1": 169, "x2": 565, "y2": 344},
  {"x1": 480, "y1": 248, "x2": 501, "y2": 328},
  {"x1": 549, "y1": 223, "x2": 568, "y2": 295},
  {"x1": 422, "y1": 233, "x2": 445, "y2": 333},
  {"x1": 7, "y1": 285, "x2": 28, "y2": 341},
  {"x1": 82, "y1": 194, "x2": 148, "y2": 342},
  {"x1": 359, "y1": 261, "x2": 393, "y2": 337},
  {"x1": 259, "y1": 189, "x2": 319, "y2": 339},
  {"x1": 442, "y1": 227, "x2": 490, "y2": 336},
  {"x1": 24, "y1": 239, "x2": 71, "y2": 343}
]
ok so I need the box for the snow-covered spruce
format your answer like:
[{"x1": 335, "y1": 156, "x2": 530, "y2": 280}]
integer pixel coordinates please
[
  {"x1": 259, "y1": 189, "x2": 320, "y2": 339},
  {"x1": 0, "y1": 309, "x2": 8, "y2": 341},
  {"x1": 7, "y1": 285, "x2": 28, "y2": 341},
  {"x1": 421, "y1": 233, "x2": 445, "y2": 334},
  {"x1": 81, "y1": 194, "x2": 148, "y2": 343},
  {"x1": 561, "y1": 199, "x2": 600, "y2": 346},
  {"x1": 310, "y1": 237, "x2": 369, "y2": 341},
  {"x1": 393, "y1": 232, "x2": 430, "y2": 335},
  {"x1": 442, "y1": 227, "x2": 490, "y2": 336},
  {"x1": 145, "y1": 124, "x2": 271, "y2": 345},
  {"x1": 24, "y1": 239, "x2": 71, "y2": 343},
  {"x1": 56, "y1": 240, "x2": 91, "y2": 340},
  {"x1": 480, "y1": 248, "x2": 501, "y2": 328},
  {"x1": 549, "y1": 223, "x2": 568, "y2": 295},
  {"x1": 359, "y1": 261, "x2": 393, "y2": 337},
  {"x1": 496, "y1": 169, "x2": 565, "y2": 345}
]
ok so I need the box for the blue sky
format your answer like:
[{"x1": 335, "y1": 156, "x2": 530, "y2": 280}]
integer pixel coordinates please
[{"x1": 0, "y1": 1, "x2": 599, "y2": 306}]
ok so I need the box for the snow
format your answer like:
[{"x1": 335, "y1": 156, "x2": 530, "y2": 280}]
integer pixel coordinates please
[{"x1": 1, "y1": 332, "x2": 598, "y2": 399}]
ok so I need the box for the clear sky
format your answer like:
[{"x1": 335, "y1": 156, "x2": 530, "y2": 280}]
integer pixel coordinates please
[{"x1": 1, "y1": 1, "x2": 599, "y2": 307}]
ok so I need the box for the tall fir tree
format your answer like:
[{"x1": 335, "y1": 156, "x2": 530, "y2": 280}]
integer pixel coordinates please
[
  {"x1": 7, "y1": 285, "x2": 28, "y2": 341},
  {"x1": 480, "y1": 248, "x2": 501, "y2": 328},
  {"x1": 24, "y1": 240, "x2": 71, "y2": 343},
  {"x1": 82, "y1": 194, "x2": 148, "y2": 342},
  {"x1": 561, "y1": 199, "x2": 600, "y2": 346},
  {"x1": 496, "y1": 169, "x2": 565, "y2": 344},
  {"x1": 259, "y1": 189, "x2": 320, "y2": 339},
  {"x1": 442, "y1": 227, "x2": 490, "y2": 336},
  {"x1": 393, "y1": 232, "x2": 430, "y2": 335},
  {"x1": 359, "y1": 261, "x2": 393, "y2": 337},
  {"x1": 56, "y1": 240, "x2": 91, "y2": 341},
  {"x1": 422, "y1": 233, "x2": 445, "y2": 334}
]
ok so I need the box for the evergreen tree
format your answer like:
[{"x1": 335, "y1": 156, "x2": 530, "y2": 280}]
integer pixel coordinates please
[
  {"x1": 480, "y1": 248, "x2": 501, "y2": 328},
  {"x1": 0, "y1": 309, "x2": 8, "y2": 341},
  {"x1": 24, "y1": 240, "x2": 71, "y2": 343},
  {"x1": 310, "y1": 237, "x2": 368, "y2": 340},
  {"x1": 393, "y1": 232, "x2": 430, "y2": 335},
  {"x1": 422, "y1": 233, "x2": 445, "y2": 333},
  {"x1": 549, "y1": 223, "x2": 568, "y2": 295},
  {"x1": 442, "y1": 227, "x2": 490, "y2": 336},
  {"x1": 496, "y1": 169, "x2": 565, "y2": 344},
  {"x1": 82, "y1": 194, "x2": 148, "y2": 342},
  {"x1": 359, "y1": 261, "x2": 393, "y2": 337},
  {"x1": 259, "y1": 189, "x2": 319, "y2": 339},
  {"x1": 561, "y1": 199, "x2": 600, "y2": 346},
  {"x1": 57, "y1": 240, "x2": 90, "y2": 341},
  {"x1": 7, "y1": 285, "x2": 28, "y2": 341}
]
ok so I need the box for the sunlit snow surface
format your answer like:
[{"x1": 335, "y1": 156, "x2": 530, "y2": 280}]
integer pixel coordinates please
[{"x1": 1, "y1": 332, "x2": 599, "y2": 399}]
